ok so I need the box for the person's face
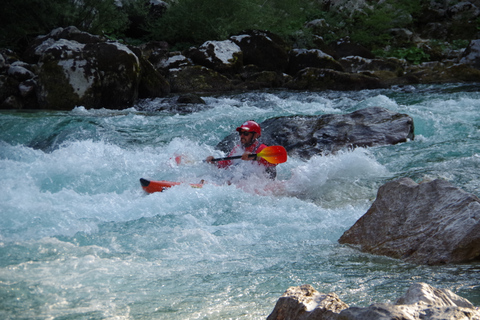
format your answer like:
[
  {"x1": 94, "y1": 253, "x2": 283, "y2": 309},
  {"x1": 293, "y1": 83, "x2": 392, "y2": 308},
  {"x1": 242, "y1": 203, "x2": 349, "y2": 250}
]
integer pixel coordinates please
[{"x1": 239, "y1": 130, "x2": 256, "y2": 145}]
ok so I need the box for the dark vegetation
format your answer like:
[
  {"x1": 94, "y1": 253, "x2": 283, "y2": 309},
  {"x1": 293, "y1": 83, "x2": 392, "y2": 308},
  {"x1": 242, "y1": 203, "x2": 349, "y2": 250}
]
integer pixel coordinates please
[{"x1": 1, "y1": 0, "x2": 478, "y2": 63}]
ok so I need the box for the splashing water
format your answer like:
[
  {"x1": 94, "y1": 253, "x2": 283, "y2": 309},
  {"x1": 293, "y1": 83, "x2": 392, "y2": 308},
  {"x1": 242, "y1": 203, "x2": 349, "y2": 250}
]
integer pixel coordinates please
[{"x1": 1, "y1": 85, "x2": 480, "y2": 319}]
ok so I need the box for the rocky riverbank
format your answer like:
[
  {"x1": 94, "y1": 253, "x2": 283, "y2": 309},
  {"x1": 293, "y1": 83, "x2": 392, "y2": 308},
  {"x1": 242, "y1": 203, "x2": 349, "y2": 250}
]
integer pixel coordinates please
[
  {"x1": 2, "y1": 24, "x2": 480, "y2": 111},
  {"x1": 267, "y1": 282, "x2": 480, "y2": 320}
]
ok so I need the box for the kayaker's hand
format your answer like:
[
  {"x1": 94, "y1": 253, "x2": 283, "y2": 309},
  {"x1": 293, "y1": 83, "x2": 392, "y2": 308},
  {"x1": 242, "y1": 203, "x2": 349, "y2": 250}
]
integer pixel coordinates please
[
  {"x1": 241, "y1": 152, "x2": 255, "y2": 161},
  {"x1": 205, "y1": 156, "x2": 214, "y2": 163}
]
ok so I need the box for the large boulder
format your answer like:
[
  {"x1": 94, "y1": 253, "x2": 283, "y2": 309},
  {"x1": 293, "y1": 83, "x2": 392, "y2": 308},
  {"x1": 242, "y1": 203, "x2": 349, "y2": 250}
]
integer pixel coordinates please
[
  {"x1": 230, "y1": 30, "x2": 289, "y2": 72},
  {"x1": 459, "y1": 39, "x2": 480, "y2": 69},
  {"x1": 266, "y1": 284, "x2": 349, "y2": 320},
  {"x1": 26, "y1": 26, "x2": 169, "y2": 110},
  {"x1": 339, "y1": 177, "x2": 480, "y2": 265},
  {"x1": 36, "y1": 39, "x2": 141, "y2": 109},
  {"x1": 169, "y1": 65, "x2": 233, "y2": 93},
  {"x1": 287, "y1": 49, "x2": 344, "y2": 76},
  {"x1": 267, "y1": 283, "x2": 480, "y2": 320},
  {"x1": 216, "y1": 106, "x2": 414, "y2": 159},
  {"x1": 186, "y1": 40, "x2": 243, "y2": 74}
]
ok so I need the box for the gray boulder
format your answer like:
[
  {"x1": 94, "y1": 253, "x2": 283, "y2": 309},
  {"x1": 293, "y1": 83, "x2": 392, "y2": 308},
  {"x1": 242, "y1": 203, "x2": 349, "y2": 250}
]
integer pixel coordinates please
[
  {"x1": 339, "y1": 177, "x2": 480, "y2": 265},
  {"x1": 217, "y1": 107, "x2": 414, "y2": 159},
  {"x1": 267, "y1": 284, "x2": 349, "y2": 320},
  {"x1": 459, "y1": 39, "x2": 480, "y2": 69},
  {"x1": 187, "y1": 40, "x2": 243, "y2": 74},
  {"x1": 36, "y1": 39, "x2": 141, "y2": 109},
  {"x1": 169, "y1": 65, "x2": 233, "y2": 93},
  {"x1": 230, "y1": 30, "x2": 289, "y2": 72},
  {"x1": 28, "y1": 26, "x2": 169, "y2": 110},
  {"x1": 288, "y1": 49, "x2": 344, "y2": 76},
  {"x1": 267, "y1": 283, "x2": 480, "y2": 320}
]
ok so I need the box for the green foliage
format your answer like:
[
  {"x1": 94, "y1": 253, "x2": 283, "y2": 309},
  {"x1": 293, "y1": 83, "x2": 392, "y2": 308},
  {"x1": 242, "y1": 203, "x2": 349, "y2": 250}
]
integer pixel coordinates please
[
  {"x1": 384, "y1": 47, "x2": 430, "y2": 64},
  {"x1": 146, "y1": 0, "x2": 319, "y2": 49},
  {"x1": 318, "y1": 0, "x2": 424, "y2": 50},
  {"x1": 0, "y1": 0, "x2": 134, "y2": 51}
]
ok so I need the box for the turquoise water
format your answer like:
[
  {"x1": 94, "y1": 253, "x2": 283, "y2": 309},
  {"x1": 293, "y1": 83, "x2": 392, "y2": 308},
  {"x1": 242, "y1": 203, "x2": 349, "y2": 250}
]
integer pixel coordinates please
[{"x1": 1, "y1": 84, "x2": 480, "y2": 319}]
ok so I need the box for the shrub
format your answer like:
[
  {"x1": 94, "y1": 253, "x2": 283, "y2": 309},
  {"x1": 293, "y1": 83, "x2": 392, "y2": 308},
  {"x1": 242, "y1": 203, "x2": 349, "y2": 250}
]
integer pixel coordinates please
[
  {"x1": 0, "y1": 0, "x2": 137, "y2": 51},
  {"x1": 145, "y1": 0, "x2": 320, "y2": 50}
]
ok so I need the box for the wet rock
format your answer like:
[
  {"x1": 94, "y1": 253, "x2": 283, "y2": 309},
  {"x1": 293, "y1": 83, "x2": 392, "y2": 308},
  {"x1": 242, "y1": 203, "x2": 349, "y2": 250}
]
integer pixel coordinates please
[
  {"x1": 339, "y1": 177, "x2": 480, "y2": 265},
  {"x1": 266, "y1": 284, "x2": 349, "y2": 320},
  {"x1": 176, "y1": 93, "x2": 205, "y2": 104},
  {"x1": 267, "y1": 283, "x2": 480, "y2": 320},
  {"x1": 217, "y1": 106, "x2": 414, "y2": 159}
]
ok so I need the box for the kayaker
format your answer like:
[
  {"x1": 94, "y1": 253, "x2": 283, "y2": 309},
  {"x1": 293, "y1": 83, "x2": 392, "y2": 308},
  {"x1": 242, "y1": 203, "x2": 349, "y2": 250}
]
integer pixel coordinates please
[{"x1": 206, "y1": 120, "x2": 277, "y2": 179}]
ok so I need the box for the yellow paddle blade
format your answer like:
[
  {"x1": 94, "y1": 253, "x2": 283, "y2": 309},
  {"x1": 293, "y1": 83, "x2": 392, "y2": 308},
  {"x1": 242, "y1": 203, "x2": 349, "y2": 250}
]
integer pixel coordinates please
[{"x1": 256, "y1": 146, "x2": 287, "y2": 164}]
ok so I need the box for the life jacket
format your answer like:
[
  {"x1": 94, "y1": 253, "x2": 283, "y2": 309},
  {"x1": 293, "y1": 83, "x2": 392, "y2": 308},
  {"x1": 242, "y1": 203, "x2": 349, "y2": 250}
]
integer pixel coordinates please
[{"x1": 217, "y1": 140, "x2": 277, "y2": 179}]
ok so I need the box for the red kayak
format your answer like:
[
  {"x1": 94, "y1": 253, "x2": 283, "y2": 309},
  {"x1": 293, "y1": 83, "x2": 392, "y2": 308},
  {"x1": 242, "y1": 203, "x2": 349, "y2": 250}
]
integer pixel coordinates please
[{"x1": 140, "y1": 178, "x2": 204, "y2": 193}]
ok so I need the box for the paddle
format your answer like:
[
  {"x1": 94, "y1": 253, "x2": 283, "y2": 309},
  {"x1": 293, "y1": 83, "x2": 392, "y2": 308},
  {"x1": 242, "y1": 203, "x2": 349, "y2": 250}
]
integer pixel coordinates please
[{"x1": 208, "y1": 145, "x2": 287, "y2": 164}]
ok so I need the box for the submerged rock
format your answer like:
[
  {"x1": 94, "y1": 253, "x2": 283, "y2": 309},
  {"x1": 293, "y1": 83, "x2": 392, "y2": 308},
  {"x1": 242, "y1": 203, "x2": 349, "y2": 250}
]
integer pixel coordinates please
[
  {"x1": 339, "y1": 177, "x2": 480, "y2": 265},
  {"x1": 267, "y1": 282, "x2": 480, "y2": 320}
]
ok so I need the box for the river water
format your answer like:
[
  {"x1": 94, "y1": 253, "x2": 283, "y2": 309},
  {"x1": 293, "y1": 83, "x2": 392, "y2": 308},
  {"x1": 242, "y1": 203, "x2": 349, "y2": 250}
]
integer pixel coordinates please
[{"x1": 1, "y1": 84, "x2": 479, "y2": 319}]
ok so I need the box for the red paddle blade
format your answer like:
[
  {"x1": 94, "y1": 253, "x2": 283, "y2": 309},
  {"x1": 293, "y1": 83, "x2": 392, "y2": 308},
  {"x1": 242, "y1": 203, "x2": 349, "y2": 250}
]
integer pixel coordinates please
[{"x1": 256, "y1": 146, "x2": 287, "y2": 164}]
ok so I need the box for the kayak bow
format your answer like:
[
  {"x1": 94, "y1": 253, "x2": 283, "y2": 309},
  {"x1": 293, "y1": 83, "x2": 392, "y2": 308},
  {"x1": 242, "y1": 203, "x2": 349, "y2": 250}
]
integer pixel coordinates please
[{"x1": 140, "y1": 178, "x2": 203, "y2": 193}]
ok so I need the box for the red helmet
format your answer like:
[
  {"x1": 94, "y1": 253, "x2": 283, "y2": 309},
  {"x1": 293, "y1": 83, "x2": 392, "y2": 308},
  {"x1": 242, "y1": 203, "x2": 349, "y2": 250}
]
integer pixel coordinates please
[{"x1": 236, "y1": 120, "x2": 261, "y2": 136}]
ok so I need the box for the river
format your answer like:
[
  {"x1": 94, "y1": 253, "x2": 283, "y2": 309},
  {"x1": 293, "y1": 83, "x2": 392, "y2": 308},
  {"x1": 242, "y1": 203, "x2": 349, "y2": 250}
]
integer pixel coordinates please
[{"x1": 1, "y1": 84, "x2": 479, "y2": 319}]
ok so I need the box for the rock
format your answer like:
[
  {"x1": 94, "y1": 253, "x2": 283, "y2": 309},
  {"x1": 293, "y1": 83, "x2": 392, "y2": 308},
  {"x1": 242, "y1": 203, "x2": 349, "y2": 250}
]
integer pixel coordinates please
[
  {"x1": 23, "y1": 26, "x2": 104, "y2": 63},
  {"x1": 7, "y1": 65, "x2": 35, "y2": 82},
  {"x1": 266, "y1": 284, "x2": 349, "y2": 320},
  {"x1": 286, "y1": 68, "x2": 385, "y2": 91},
  {"x1": 238, "y1": 66, "x2": 286, "y2": 89},
  {"x1": 339, "y1": 56, "x2": 405, "y2": 74},
  {"x1": 230, "y1": 30, "x2": 289, "y2": 72},
  {"x1": 169, "y1": 65, "x2": 233, "y2": 93},
  {"x1": 447, "y1": 2, "x2": 480, "y2": 20},
  {"x1": 1, "y1": 95, "x2": 22, "y2": 109},
  {"x1": 36, "y1": 39, "x2": 141, "y2": 109},
  {"x1": 459, "y1": 39, "x2": 480, "y2": 69},
  {"x1": 157, "y1": 53, "x2": 192, "y2": 74},
  {"x1": 267, "y1": 283, "x2": 480, "y2": 320},
  {"x1": 187, "y1": 40, "x2": 243, "y2": 74},
  {"x1": 404, "y1": 62, "x2": 480, "y2": 83},
  {"x1": 328, "y1": 38, "x2": 375, "y2": 60},
  {"x1": 216, "y1": 106, "x2": 414, "y2": 159},
  {"x1": 176, "y1": 93, "x2": 205, "y2": 104},
  {"x1": 396, "y1": 282, "x2": 475, "y2": 309},
  {"x1": 287, "y1": 49, "x2": 344, "y2": 76},
  {"x1": 138, "y1": 54, "x2": 171, "y2": 98},
  {"x1": 139, "y1": 41, "x2": 170, "y2": 70},
  {"x1": 339, "y1": 177, "x2": 480, "y2": 265}
]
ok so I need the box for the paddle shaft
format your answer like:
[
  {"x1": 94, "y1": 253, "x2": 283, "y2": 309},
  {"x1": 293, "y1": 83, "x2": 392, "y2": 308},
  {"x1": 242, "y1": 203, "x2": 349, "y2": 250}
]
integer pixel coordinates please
[
  {"x1": 206, "y1": 145, "x2": 287, "y2": 164},
  {"x1": 208, "y1": 154, "x2": 256, "y2": 162}
]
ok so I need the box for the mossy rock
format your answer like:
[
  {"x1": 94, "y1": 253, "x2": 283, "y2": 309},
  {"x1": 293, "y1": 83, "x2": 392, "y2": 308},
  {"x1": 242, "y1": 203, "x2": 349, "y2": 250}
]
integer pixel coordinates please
[{"x1": 169, "y1": 66, "x2": 233, "y2": 93}]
